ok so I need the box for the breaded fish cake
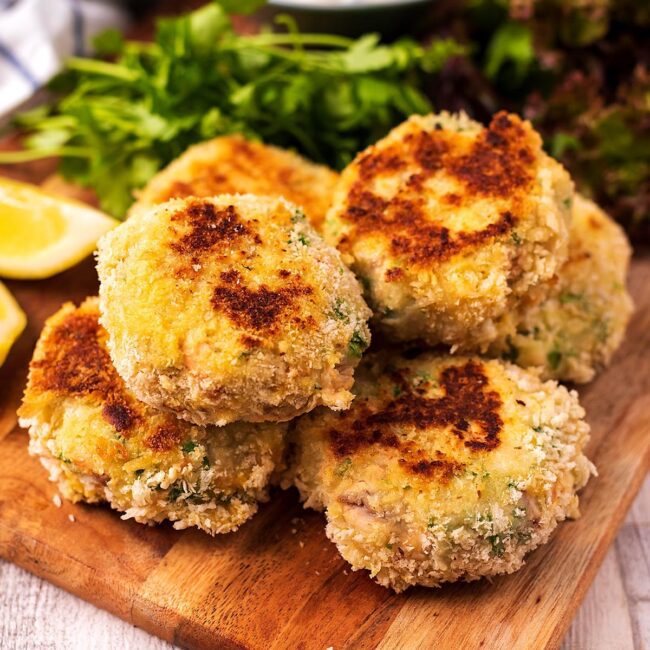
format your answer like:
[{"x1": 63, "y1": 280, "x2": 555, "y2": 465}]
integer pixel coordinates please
[
  {"x1": 18, "y1": 299, "x2": 287, "y2": 534},
  {"x1": 130, "y1": 135, "x2": 338, "y2": 231},
  {"x1": 97, "y1": 194, "x2": 371, "y2": 426},
  {"x1": 323, "y1": 111, "x2": 574, "y2": 349},
  {"x1": 488, "y1": 195, "x2": 633, "y2": 382},
  {"x1": 286, "y1": 352, "x2": 594, "y2": 592}
]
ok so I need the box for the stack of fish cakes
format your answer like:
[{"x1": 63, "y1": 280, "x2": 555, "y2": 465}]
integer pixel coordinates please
[
  {"x1": 20, "y1": 144, "x2": 371, "y2": 535},
  {"x1": 291, "y1": 110, "x2": 629, "y2": 590},
  {"x1": 323, "y1": 110, "x2": 631, "y2": 380},
  {"x1": 20, "y1": 114, "x2": 631, "y2": 592},
  {"x1": 20, "y1": 298, "x2": 286, "y2": 534}
]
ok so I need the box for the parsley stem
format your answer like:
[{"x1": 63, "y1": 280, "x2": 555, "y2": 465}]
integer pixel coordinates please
[
  {"x1": 66, "y1": 57, "x2": 139, "y2": 81},
  {"x1": 0, "y1": 146, "x2": 92, "y2": 162},
  {"x1": 226, "y1": 43, "x2": 345, "y2": 73},
  {"x1": 244, "y1": 33, "x2": 354, "y2": 49},
  {"x1": 18, "y1": 116, "x2": 77, "y2": 129}
]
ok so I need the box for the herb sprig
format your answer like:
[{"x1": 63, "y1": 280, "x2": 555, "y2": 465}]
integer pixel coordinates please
[{"x1": 1, "y1": 1, "x2": 463, "y2": 217}]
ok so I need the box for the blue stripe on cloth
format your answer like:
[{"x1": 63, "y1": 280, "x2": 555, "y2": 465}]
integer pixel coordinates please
[
  {"x1": 69, "y1": 0, "x2": 85, "y2": 56},
  {"x1": 0, "y1": 40, "x2": 38, "y2": 89}
]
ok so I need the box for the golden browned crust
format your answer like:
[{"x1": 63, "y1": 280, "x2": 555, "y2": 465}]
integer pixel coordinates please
[
  {"x1": 337, "y1": 112, "x2": 536, "y2": 266},
  {"x1": 27, "y1": 301, "x2": 183, "y2": 454},
  {"x1": 327, "y1": 360, "x2": 502, "y2": 484},
  {"x1": 209, "y1": 266, "x2": 315, "y2": 334},
  {"x1": 170, "y1": 202, "x2": 260, "y2": 256},
  {"x1": 143, "y1": 423, "x2": 183, "y2": 452},
  {"x1": 130, "y1": 135, "x2": 338, "y2": 231}
]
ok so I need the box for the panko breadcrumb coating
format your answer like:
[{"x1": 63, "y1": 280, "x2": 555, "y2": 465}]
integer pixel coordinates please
[
  {"x1": 488, "y1": 195, "x2": 633, "y2": 382},
  {"x1": 323, "y1": 111, "x2": 573, "y2": 349},
  {"x1": 130, "y1": 135, "x2": 338, "y2": 231},
  {"x1": 97, "y1": 194, "x2": 371, "y2": 426},
  {"x1": 285, "y1": 352, "x2": 594, "y2": 592},
  {"x1": 18, "y1": 299, "x2": 287, "y2": 534}
]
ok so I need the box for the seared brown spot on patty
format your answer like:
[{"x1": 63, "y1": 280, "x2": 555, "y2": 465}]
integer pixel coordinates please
[
  {"x1": 447, "y1": 112, "x2": 534, "y2": 197},
  {"x1": 212, "y1": 279, "x2": 314, "y2": 332},
  {"x1": 399, "y1": 449, "x2": 464, "y2": 481},
  {"x1": 443, "y1": 192, "x2": 462, "y2": 206},
  {"x1": 240, "y1": 334, "x2": 261, "y2": 349},
  {"x1": 144, "y1": 423, "x2": 183, "y2": 452},
  {"x1": 162, "y1": 173, "x2": 231, "y2": 202},
  {"x1": 170, "y1": 201, "x2": 261, "y2": 256},
  {"x1": 102, "y1": 402, "x2": 139, "y2": 433},
  {"x1": 412, "y1": 130, "x2": 449, "y2": 172},
  {"x1": 31, "y1": 313, "x2": 114, "y2": 396},
  {"x1": 229, "y1": 136, "x2": 260, "y2": 163},
  {"x1": 328, "y1": 360, "x2": 503, "y2": 481},
  {"x1": 387, "y1": 201, "x2": 515, "y2": 265},
  {"x1": 340, "y1": 112, "x2": 538, "y2": 265},
  {"x1": 29, "y1": 309, "x2": 142, "y2": 436},
  {"x1": 220, "y1": 269, "x2": 242, "y2": 283},
  {"x1": 385, "y1": 267, "x2": 404, "y2": 282},
  {"x1": 358, "y1": 150, "x2": 405, "y2": 180}
]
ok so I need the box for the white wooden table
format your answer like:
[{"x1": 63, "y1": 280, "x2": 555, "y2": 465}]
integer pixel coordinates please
[{"x1": 1, "y1": 477, "x2": 648, "y2": 649}]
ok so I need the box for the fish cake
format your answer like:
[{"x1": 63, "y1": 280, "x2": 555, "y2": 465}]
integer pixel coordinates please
[
  {"x1": 488, "y1": 195, "x2": 633, "y2": 382},
  {"x1": 323, "y1": 111, "x2": 573, "y2": 349},
  {"x1": 18, "y1": 299, "x2": 287, "y2": 534},
  {"x1": 97, "y1": 194, "x2": 371, "y2": 426},
  {"x1": 285, "y1": 352, "x2": 594, "y2": 591},
  {"x1": 130, "y1": 135, "x2": 338, "y2": 231}
]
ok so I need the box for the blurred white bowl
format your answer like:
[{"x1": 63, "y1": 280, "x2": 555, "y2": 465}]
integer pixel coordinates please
[{"x1": 262, "y1": 0, "x2": 433, "y2": 38}]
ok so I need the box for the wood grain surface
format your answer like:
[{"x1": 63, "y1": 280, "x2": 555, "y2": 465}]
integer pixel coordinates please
[
  {"x1": 0, "y1": 233, "x2": 648, "y2": 649},
  {"x1": 1, "y1": 475, "x2": 648, "y2": 650}
]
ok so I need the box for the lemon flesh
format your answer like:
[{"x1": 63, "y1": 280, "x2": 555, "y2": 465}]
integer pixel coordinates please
[
  {"x1": 0, "y1": 177, "x2": 118, "y2": 279},
  {"x1": 0, "y1": 281, "x2": 26, "y2": 366}
]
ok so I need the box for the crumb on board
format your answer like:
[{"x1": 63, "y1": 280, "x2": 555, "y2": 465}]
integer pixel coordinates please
[
  {"x1": 68, "y1": 514, "x2": 76, "y2": 522},
  {"x1": 52, "y1": 494, "x2": 62, "y2": 508}
]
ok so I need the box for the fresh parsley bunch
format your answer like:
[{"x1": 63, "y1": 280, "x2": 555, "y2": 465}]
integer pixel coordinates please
[{"x1": 3, "y1": 1, "x2": 463, "y2": 217}]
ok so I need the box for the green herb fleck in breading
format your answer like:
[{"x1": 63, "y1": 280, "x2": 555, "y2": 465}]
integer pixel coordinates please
[{"x1": 348, "y1": 330, "x2": 368, "y2": 358}]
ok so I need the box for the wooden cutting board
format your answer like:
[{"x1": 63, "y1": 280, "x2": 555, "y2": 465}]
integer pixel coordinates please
[{"x1": 0, "y1": 170, "x2": 648, "y2": 649}]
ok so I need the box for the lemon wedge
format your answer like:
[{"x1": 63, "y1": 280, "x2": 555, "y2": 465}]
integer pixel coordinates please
[
  {"x1": 0, "y1": 176, "x2": 118, "y2": 279},
  {"x1": 0, "y1": 281, "x2": 26, "y2": 366}
]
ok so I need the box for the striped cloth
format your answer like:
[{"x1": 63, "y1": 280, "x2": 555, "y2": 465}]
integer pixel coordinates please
[{"x1": 0, "y1": 0, "x2": 127, "y2": 118}]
